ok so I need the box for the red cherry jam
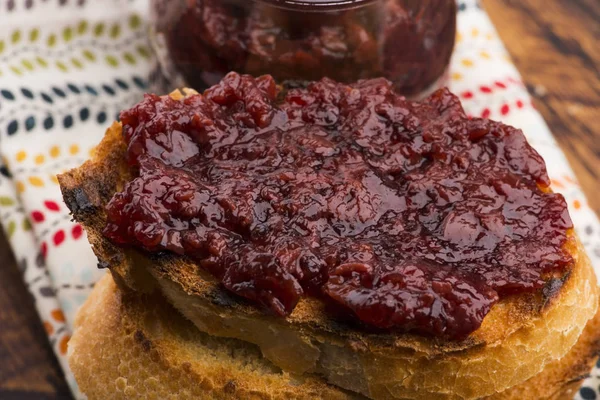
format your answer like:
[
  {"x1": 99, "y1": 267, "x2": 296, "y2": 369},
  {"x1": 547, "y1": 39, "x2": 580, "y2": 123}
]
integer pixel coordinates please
[
  {"x1": 104, "y1": 73, "x2": 573, "y2": 339},
  {"x1": 150, "y1": 0, "x2": 456, "y2": 96}
]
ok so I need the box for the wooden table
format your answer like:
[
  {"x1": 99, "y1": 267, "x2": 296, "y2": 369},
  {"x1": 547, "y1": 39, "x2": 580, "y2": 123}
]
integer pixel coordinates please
[
  {"x1": 484, "y1": 0, "x2": 599, "y2": 216},
  {"x1": 0, "y1": 1, "x2": 597, "y2": 398}
]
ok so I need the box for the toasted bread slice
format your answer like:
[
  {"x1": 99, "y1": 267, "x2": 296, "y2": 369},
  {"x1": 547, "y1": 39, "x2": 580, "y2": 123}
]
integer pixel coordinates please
[
  {"x1": 59, "y1": 90, "x2": 600, "y2": 399},
  {"x1": 70, "y1": 274, "x2": 600, "y2": 400},
  {"x1": 69, "y1": 274, "x2": 359, "y2": 400}
]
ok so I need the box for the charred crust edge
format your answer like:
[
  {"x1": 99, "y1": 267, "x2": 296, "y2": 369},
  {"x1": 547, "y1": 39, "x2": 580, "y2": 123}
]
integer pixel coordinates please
[
  {"x1": 62, "y1": 186, "x2": 98, "y2": 216},
  {"x1": 97, "y1": 251, "x2": 124, "y2": 271},
  {"x1": 207, "y1": 288, "x2": 240, "y2": 308},
  {"x1": 134, "y1": 329, "x2": 153, "y2": 352},
  {"x1": 564, "y1": 373, "x2": 591, "y2": 386},
  {"x1": 542, "y1": 272, "x2": 570, "y2": 307}
]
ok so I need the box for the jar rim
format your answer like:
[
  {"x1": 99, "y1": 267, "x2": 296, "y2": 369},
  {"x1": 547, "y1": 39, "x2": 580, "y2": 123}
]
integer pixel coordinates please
[{"x1": 257, "y1": 0, "x2": 376, "y2": 11}]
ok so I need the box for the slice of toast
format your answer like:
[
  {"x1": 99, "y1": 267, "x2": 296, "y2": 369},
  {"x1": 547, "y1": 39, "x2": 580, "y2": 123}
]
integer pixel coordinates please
[
  {"x1": 59, "y1": 90, "x2": 600, "y2": 399},
  {"x1": 70, "y1": 273, "x2": 600, "y2": 400},
  {"x1": 70, "y1": 273, "x2": 360, "y2": 400}
]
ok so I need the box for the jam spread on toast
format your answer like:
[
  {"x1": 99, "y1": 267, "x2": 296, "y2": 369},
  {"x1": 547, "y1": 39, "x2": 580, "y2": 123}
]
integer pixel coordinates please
[{"x1": 104, "y1": 73, "x2": 573, "y2": 339}]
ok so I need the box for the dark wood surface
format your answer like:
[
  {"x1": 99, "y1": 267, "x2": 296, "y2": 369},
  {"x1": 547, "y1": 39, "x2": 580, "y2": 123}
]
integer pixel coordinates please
[
  {"x1": 483, "y1": 0, "x2": 600, "y2": 216},
  {"x1": 0, "y1": 1, "x2": 598, "y2": 398},
  {"x1": 0, "y1": 229, "x2": 72, "y2": 399}
]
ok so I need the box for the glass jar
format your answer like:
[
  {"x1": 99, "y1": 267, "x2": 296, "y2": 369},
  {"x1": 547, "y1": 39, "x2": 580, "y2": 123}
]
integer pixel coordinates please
[{"x1": 149, "y1": 0, "x2": 457, "y2": 97}]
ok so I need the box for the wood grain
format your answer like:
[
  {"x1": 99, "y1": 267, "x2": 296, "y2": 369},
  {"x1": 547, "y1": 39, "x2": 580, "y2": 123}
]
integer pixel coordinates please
[
  {"x1": 0, "y1": 1, "x2": 597, "y2": 398},
  {"x1": 0, "y1": 229, "x2": 72, "y2": 399},
  {"x1": 482, "y1": 0, "x2": 600, "y2": 215}
]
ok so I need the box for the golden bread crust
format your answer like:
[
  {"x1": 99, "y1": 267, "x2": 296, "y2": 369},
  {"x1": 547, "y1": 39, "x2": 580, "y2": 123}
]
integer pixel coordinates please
[
  {"x1": 69, "y1": 274, "x2": 600, "y2": 400},
  {"x1": 59, "y1": 90, "x2": 599, "y2": 399},
  {"x1": 69, "y1": 274, "x2": 358, "y2": 400}
]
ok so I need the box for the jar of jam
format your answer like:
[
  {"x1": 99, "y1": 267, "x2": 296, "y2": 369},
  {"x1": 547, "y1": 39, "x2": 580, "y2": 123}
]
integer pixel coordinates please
[{"x1": 149, "y1": 0, "x2": 457, "y2": 97}]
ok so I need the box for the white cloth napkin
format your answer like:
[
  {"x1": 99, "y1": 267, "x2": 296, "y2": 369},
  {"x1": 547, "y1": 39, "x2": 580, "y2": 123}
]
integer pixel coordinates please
[{"x1": 0, "y1": 1, "x2": 598, "y2": 398}]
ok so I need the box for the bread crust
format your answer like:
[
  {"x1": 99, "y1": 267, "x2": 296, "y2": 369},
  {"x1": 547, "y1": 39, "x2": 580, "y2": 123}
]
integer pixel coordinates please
[
  {"x1": 59, "y1": 90, "x2": 600, "y2": 399},
  {"x1": 69, "y1": 274, "x2": 359, "y2": 400},
  {"x1": 69, "y1": 274, "x2": 600, "y2": 400}
]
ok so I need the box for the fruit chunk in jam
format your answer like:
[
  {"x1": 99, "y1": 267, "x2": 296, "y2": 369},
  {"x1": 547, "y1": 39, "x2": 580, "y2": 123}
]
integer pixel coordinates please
[{"x1": 104, "y1": 72, "x2": 573, "y2": 339}]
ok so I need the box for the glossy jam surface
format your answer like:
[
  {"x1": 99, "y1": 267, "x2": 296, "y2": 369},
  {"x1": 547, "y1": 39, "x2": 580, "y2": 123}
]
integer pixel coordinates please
[
  {"x1": 151, "y1": 0, "x2": 456, "y2": 96},
  {"x1": 105, "y1": 73, "x2": 573, "y2": 339}
]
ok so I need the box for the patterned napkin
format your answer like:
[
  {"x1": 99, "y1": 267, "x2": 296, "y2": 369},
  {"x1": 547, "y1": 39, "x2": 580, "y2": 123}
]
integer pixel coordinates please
[{"x1": 0, "y1": 1, "x2": 598, "y2": 399}]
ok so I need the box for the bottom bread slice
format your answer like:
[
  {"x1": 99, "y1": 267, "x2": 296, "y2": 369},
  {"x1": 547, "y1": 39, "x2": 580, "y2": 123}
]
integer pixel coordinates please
[{"x1": 68, "y1": 273, "x2": 600, "y2": 400}]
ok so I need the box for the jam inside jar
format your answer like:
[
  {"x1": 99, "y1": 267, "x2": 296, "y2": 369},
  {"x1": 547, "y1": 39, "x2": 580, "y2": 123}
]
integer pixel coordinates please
[{"x1": 149, "y1": 0, "x2": 457, "y2": 97}]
